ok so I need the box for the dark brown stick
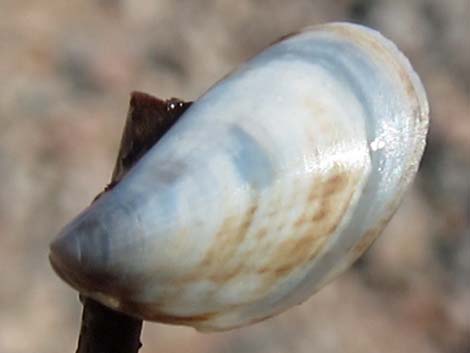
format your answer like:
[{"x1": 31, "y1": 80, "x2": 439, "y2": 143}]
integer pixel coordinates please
[
  {"x1": 76, "y1": 91, "x2": 192, "y2": 353},
  {"x1": 77, "y1": 297, "x2": 143, "y2": 353}
]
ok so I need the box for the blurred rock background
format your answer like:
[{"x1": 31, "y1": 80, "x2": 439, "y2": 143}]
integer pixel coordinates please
[{"x1": 0, "y1": 0, "x2": 468, "y2": 352}]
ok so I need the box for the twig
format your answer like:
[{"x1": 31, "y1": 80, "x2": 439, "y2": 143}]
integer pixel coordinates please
[
  {"x1": 77, "y1": 297, "x2": 143, "y2": 353},
  {"x1": 75, "y1": 91, "x2": 192, "y2": 353}
]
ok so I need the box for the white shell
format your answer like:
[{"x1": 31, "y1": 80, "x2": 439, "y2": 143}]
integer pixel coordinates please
[{"x1": 50, "y1": 22, "x2": 429, "y2": 331}]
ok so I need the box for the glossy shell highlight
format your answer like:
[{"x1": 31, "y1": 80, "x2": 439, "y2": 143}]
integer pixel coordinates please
[{"x1": 50, "y1": 22, "x2": 429, "y2": 331}]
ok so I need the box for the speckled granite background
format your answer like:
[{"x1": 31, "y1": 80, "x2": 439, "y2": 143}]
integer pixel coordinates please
[{"x1": 0, "y1": 1, "x2": 469, "y2": 352}]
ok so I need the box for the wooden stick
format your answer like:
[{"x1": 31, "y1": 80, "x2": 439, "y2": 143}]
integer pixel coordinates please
[
  {"x1": 77, "y1": 297, "x2": 143, "y2": 353},
  {"x1": 75, "y1": 91, "x2": 192, "y2": 353}
]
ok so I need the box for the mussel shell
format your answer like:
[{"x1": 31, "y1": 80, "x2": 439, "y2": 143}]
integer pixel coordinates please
[{"x1": 50, "y1": 22, "x2": 429, "y2": 331}]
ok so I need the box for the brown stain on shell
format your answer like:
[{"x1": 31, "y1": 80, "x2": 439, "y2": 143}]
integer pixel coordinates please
[
  {"x1": 175, "y1": 201, "x2": 259, "y2": 285},
  {"x1": 352, "y1": 228, "x2": 382, "y2": 259},
  {"x1": 166, "y1": 168, "x2": 362, "y2": 304},
  {"x1": 256, "y1": 168, "x2": 361, "y2": 285},
  {"x1": 350, "y1": 206, "x2": 398, "y2": 261},
  {"x1": 256, "y1": 227, "x2": 269, "y2": 240},
  {"x1": 140, "y1": 157, "x2": 364, "y2": 313},
  {"x1": 203, "y1": 203, "x2": 257, "y2": 280}
]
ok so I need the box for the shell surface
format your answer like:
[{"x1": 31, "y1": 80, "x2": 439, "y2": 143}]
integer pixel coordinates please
[{"x1": 50, "y1": 22, "x2": 429, "y2": 331}]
